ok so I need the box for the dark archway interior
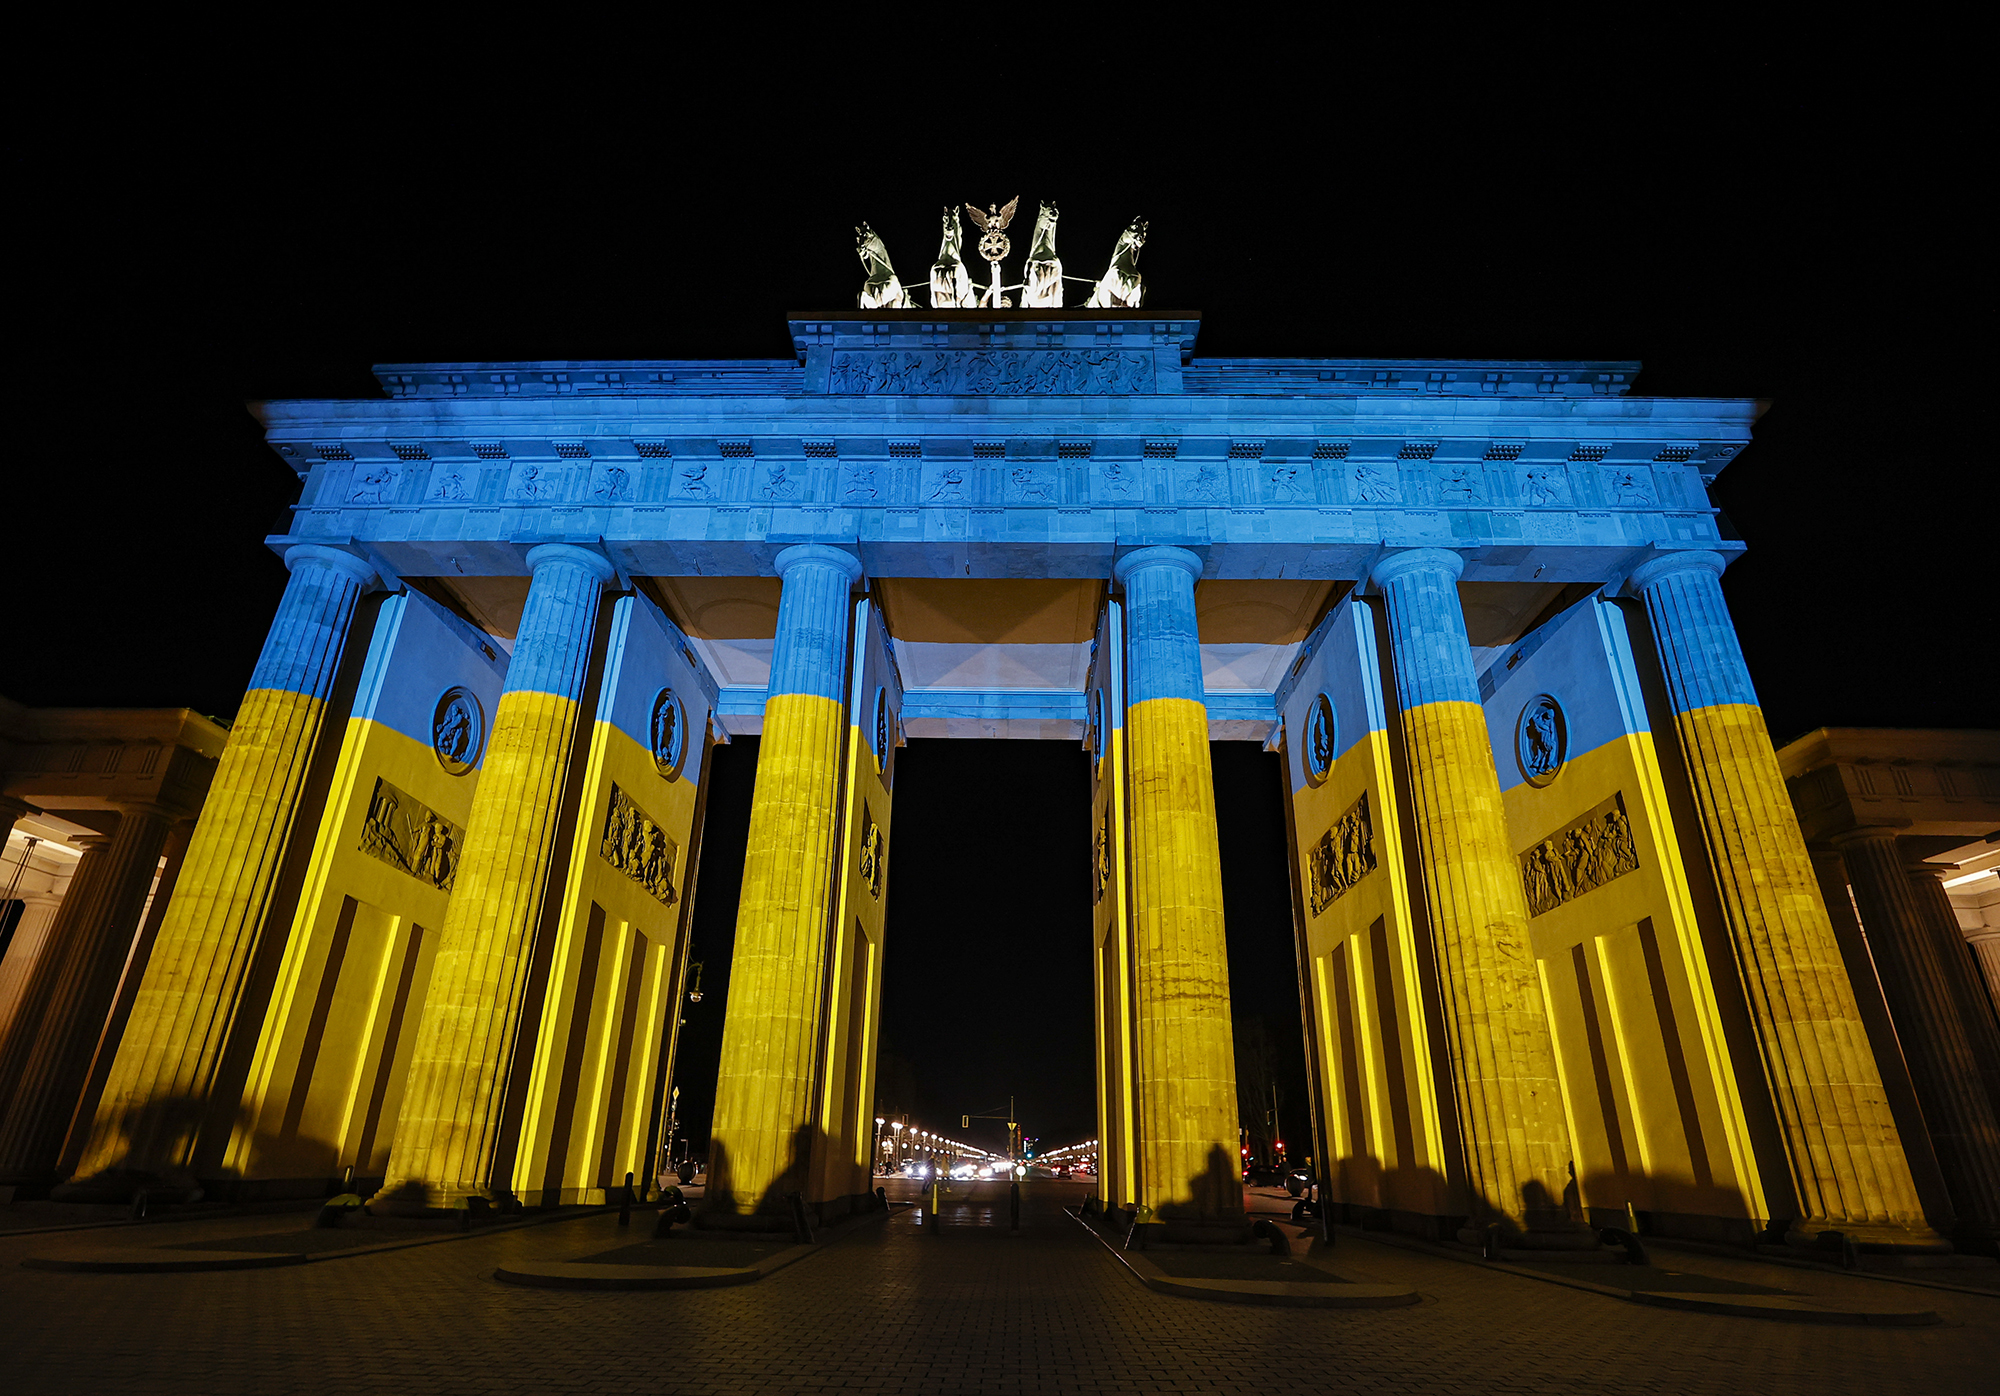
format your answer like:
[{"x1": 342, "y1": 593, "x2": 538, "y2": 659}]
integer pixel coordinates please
[{"x1": 671, "y1": 735, "x2": 1309, "y2": 1168}]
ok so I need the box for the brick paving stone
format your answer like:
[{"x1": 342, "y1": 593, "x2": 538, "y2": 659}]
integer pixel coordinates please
[{"x1": 3, "y1": 1180, "x2": 1995, "y2": 1394}]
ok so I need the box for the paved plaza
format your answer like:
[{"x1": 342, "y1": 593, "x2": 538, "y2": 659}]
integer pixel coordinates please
[{"x1": 6, "y1": 1180, "x2": 1996, "y2": 1395}]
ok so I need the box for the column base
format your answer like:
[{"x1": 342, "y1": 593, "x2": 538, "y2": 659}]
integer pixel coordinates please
[
  {"x1": 364, "y1": 1179, "x2": 509, "y2": 1218},
  {"x1": 50, "y1": 1167, "x2": 205, "y2": 1207},
  {"x1": 1777, "y1": 1217, "x2": 1953, "y2": 1254}
]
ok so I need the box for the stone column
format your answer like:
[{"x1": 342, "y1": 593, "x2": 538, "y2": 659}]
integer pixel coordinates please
[
  {"x1": 0, "y1": 837, "x2": 110, "y2": 1112},
  {"x1": 372, "y1": 544, "x2": 615, "y2": 1212},
  {"x1": 1907, "y1": 863, "x2": 2000, "y2": 1118},
  {"x1": 1628, "y1": 551, "x2": 1934, "y2": 1243},
  {"x1": 70, "y1": 546, "x2": 377, "y2": 1190},
  {"x1": 1372, "y1": 548, "x2": 1582, "y2": 1241},
  {"x1": 1972, "y1": 932, "x2": 2000, "y2": 1029},
  {"x1": 705, "y1": 544, "x2": 860, "y2": 1219},
  {"x1": 1829, "y1": 831, "x2": 2000, "y2": 1241},
  {"x1": 1113, "y1": 546, "x2": 1241, "y2": 1224},
  {"x1": 0, "y1": 804, "x2": 172, "y2": 1187}
]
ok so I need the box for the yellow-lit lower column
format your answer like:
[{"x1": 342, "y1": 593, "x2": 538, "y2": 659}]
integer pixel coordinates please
[
  {"x1": 371, "y1": 544, "x2": 615, "y2": 1211},
  {"x1": 70, "y1": 546, "x2": 378, "y2": 1192},
  {"x1": 704, "y1": 544, "x2": 860, "y2": 1221},
  {"x1": 1629, "y1": 550, "x2": 1937, "y2": 1245},
  {"x1": 1113, "y1": 546, "x2": 1242, "y2": 1225},
  {"x1": 1372, "y1": 548, "x2": 1584, "y2": 1243}
]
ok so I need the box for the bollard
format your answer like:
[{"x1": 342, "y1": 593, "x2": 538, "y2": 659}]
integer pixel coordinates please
[
  {"x1": 619, "y1": 1171, "x2": 634, "y2": 1228},
  {"x1": 129, "y1": 1189, "x2": 148, "y2": 1221},
  {"x1": 931, "y1": 1179, "x2": 943, "y2": 1235},
  {"x1": 1251, "y1": 1219, "x2": 1291, "y2": 1256},
  {"x1": 653, "y1": 1185, "x2": 690, "y2": 1238},
  {"x1": 1009, "y1": 1181, "x2": 1020, "y2": 1233}
]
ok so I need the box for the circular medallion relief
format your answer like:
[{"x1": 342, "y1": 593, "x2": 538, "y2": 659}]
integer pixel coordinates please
[
  {"x1": 871, "y1": 686, "x2": 892, "y2": 775},
  {"x1": 1516, "y1": 694, "x2": 1568, "y2": 788},
  {"x1": 651, "y1": 688, "x2": 689, "y2": 780},
  {"x1": 432, "y1": 687, "x2": 484, "y2": 776},
  {"x1": 1303, "y1": 693, "x2": 1337, "y2": 785}
]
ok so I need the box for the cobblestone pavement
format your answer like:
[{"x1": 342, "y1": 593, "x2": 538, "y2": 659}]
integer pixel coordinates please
[{"x1": 6, "y1": 1180, "x2": 1995, "y2": 1395}]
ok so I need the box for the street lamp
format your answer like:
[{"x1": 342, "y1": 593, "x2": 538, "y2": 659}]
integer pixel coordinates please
[{"x1": 891, "y1": 1120, "x2": 903, "y2": 1167}]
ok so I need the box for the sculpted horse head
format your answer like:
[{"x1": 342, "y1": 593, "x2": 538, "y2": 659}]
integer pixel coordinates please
[
  {"x1": 936, "y1": 206, "x2": 964, "y2": 267},
  {"x1": 1027, "y1": 201, "x2": 1060, "y2": 261},
  {"x1": 1111, "y1": 216, "x2": 1148, "y2": 275},
  {"x1": 855, "y1": 222, "x2": 895, "y2": 280}
]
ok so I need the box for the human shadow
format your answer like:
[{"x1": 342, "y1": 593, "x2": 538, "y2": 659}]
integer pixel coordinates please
[
  {"x1": 51, "y1": 1093, "x2": 214, "y2": 1204},
  {"x1": 697, "y1": 1122, "x2": 818, "y2": 1230}
]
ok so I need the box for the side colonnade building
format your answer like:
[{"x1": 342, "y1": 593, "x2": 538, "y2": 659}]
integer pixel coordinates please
[{"x1": 29, "y1": 308, "x2": 2000, "y2": 1253}]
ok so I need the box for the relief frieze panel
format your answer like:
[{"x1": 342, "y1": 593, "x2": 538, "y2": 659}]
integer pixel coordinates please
[
  {"x1": 1308, "y1": 793, "x2": 1377, "y2": 916},
  {"x1": 825, "y1": 348, "x2": 1155, "y2": 396},
  {"x1": 600, "y1": 782, "x2": 679, "y2": 907},
  {"x1": 1520, "y1": 792, "x2": 1641, "y2": 918},
  {"x1": 359, "y1": 777, "x2": 462, "y2": 892},
  {"x1": 858, "y1": 800, "x2": 886, "y2": 900}
]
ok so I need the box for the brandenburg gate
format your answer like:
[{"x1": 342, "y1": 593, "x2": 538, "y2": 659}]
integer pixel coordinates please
[{"x1": 15, "y1": 209, "x2": 1996, "y2": 1256}]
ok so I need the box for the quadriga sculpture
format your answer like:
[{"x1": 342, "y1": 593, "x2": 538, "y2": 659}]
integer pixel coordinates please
[
  {"x1": 1084, "y1": 216, "x2": 1148, "y2": 308},
  {"x1": 1021, "y1": 201, "x2": 1063, "y2": 308},
  {"x1": 855, "y1": 222, "x2": 914, "y2": 309},
  {"x1": 929, "y1": 207, "x2": 977, "y2": 309}
]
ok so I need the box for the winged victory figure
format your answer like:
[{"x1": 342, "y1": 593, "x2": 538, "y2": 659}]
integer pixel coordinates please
[{"x1": 855, "y1": 221, "x2": 914, "y2": 309}]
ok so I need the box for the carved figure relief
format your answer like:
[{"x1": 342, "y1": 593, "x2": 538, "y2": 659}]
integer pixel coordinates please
[
  {"x1": 1183, "y1": 463, "x2": 1226, "y2": 501},
  {"x1": 1520, "y1": 793, "x2": 1641, "y2": 918},
  {"x1": 927, "y1": 467, "x2": 967, "y2": 501},
  {"x1": 1352, "y1": 463, "x2": 1399, "y2": 502},
  {"x1": 1436, "y1": 465, "x2": 1483, "y2": 503},
  {"x1": 1303, "y1": 693, "x2": 1337, "y2": 785},
  {"x1": 1009, "y1": 467, "x2": 1055, "y2": 502},
  {"x1": 678, "y1": 463, "x2": 714, "y2": 499},
  {"x1": 1524, "y1": 468, "x2": 1570, "y2": 506},
  {"x1": 601, "y1": 783, "x2": 679, "y2": 906},
  {"x1": 651, "y1": 688, "x2": 688, "y2": 780},
  {"x1": 871, "y1": 686, "x2": 892, "y2": 774},
  {"x1": 858, "y1": 800, "x2": 886, "y2": 900},
  {"x1": 826, "y1": 348, "x2": 1153, "y2": 396},
  {"x1": 1093, "y1": 809, "x2": 1111, "y2": 904},
  {"x1": 351, "y1": 465, "x2": 398, "y2": 504},
  {"x1": 512, "y1": 464, "x2": 551, "y2": 501},
  {"x1": 762, "y1": 463, "x2": 802, "y2": 500},
  {"x1": 1268, "y1": 465, "x2": 1306, "y2": 502},
  {"x1": 360, "y1": 777, "x2": 462, "y2": 892},
  {"x1": 595, "y1": 466, "x2": 631, "y2": 502},
  {"x1": 1307, "y1": 793, "x2": 1376, "y2": 916},
  {"x1": 432, "y1": 686, "x2": 485, "y2": 775},
  {"x1": 1606, "y1": 469, "x2": 1654, "y2": 505},
  {"x1": 1100, "y1": 463, "x2": 1141, "y2": 498},
  {"x1": 844, "y1": 466, "x2": 879, "y2": 501},
  {"x1": 1516, "y1": 694, "x2": 1567, "y2": 787},
  {"x1": 432, "y1": 470, "x2": 468, "y2": 501}
]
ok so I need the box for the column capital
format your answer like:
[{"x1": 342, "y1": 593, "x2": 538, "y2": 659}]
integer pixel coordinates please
[
  {"x1": 1830, "y1": 824, "x2": 1908, "y2": 852},
  {"x1": 1624, "y1": 549, "x2": 1727, "y2": 596},
  {"x1": 524, "y1": 542, "x2": 617, "y2": 584},
  {"x1": 1112, "y1": 545, "x2": 1203, "y2": 587},
  {"x1": 772, "y1": 544, "x2": 862, "y2": 584},
  {"x1": 1369, "y1": 547, "x2": 1464, "y2": 590},
  {"x1": 0, "y1": 796, "x2": 42, "y2": 820},
  {"x1": 283, "y1": 544, "x2": 379, "y2": 591}
]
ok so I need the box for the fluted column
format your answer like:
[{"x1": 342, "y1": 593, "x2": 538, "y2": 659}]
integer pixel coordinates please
[
  {"x1": 71, "y1": 546, "x2": 377, "y2": 1187},
  {"x1": 1830, "y1": 831, "x2": 2000, "y2": 1240},
  {"x1": 1113, "y1": 546, "x2": 1241, "y2": 1224},
  {"x1": 1907, "y1": 863, "x2": 2000, "y2": 1119},
  {"x1": 0, "y1": 805, "x2": 171, "y2": 1186},
  {"x1": 0, "y1": 837, "x2": 110, "y2": 1113},
  {"x1": 1629, "y1": 551, "x2": 1933, "y2": 1243},
  {"x1": 1372, "y1": 547, "x2": 1580, "y2": 1240},
  {"x1": 372, "y1": 544, "x2": 614, "y2": 1211},
  {"x1": 1972, "y1": 932, "x2": 2000, "y2": 1028},
  {"x1": 705, "y1": 545, "x2": 860, "y2": 1219}
]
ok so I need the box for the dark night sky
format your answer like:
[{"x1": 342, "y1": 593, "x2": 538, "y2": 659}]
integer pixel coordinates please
[{"x1": 15, "y1": 30, "x2": 1978, "y2": 1155}]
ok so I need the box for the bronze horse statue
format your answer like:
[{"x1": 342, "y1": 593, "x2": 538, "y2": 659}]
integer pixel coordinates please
[
  {"x1": 855, "y1": 222, "x2": 913, "y2": 309},
  {"x1": 1084, "y1": 216, "x2": 1147, "y2": 308}
]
